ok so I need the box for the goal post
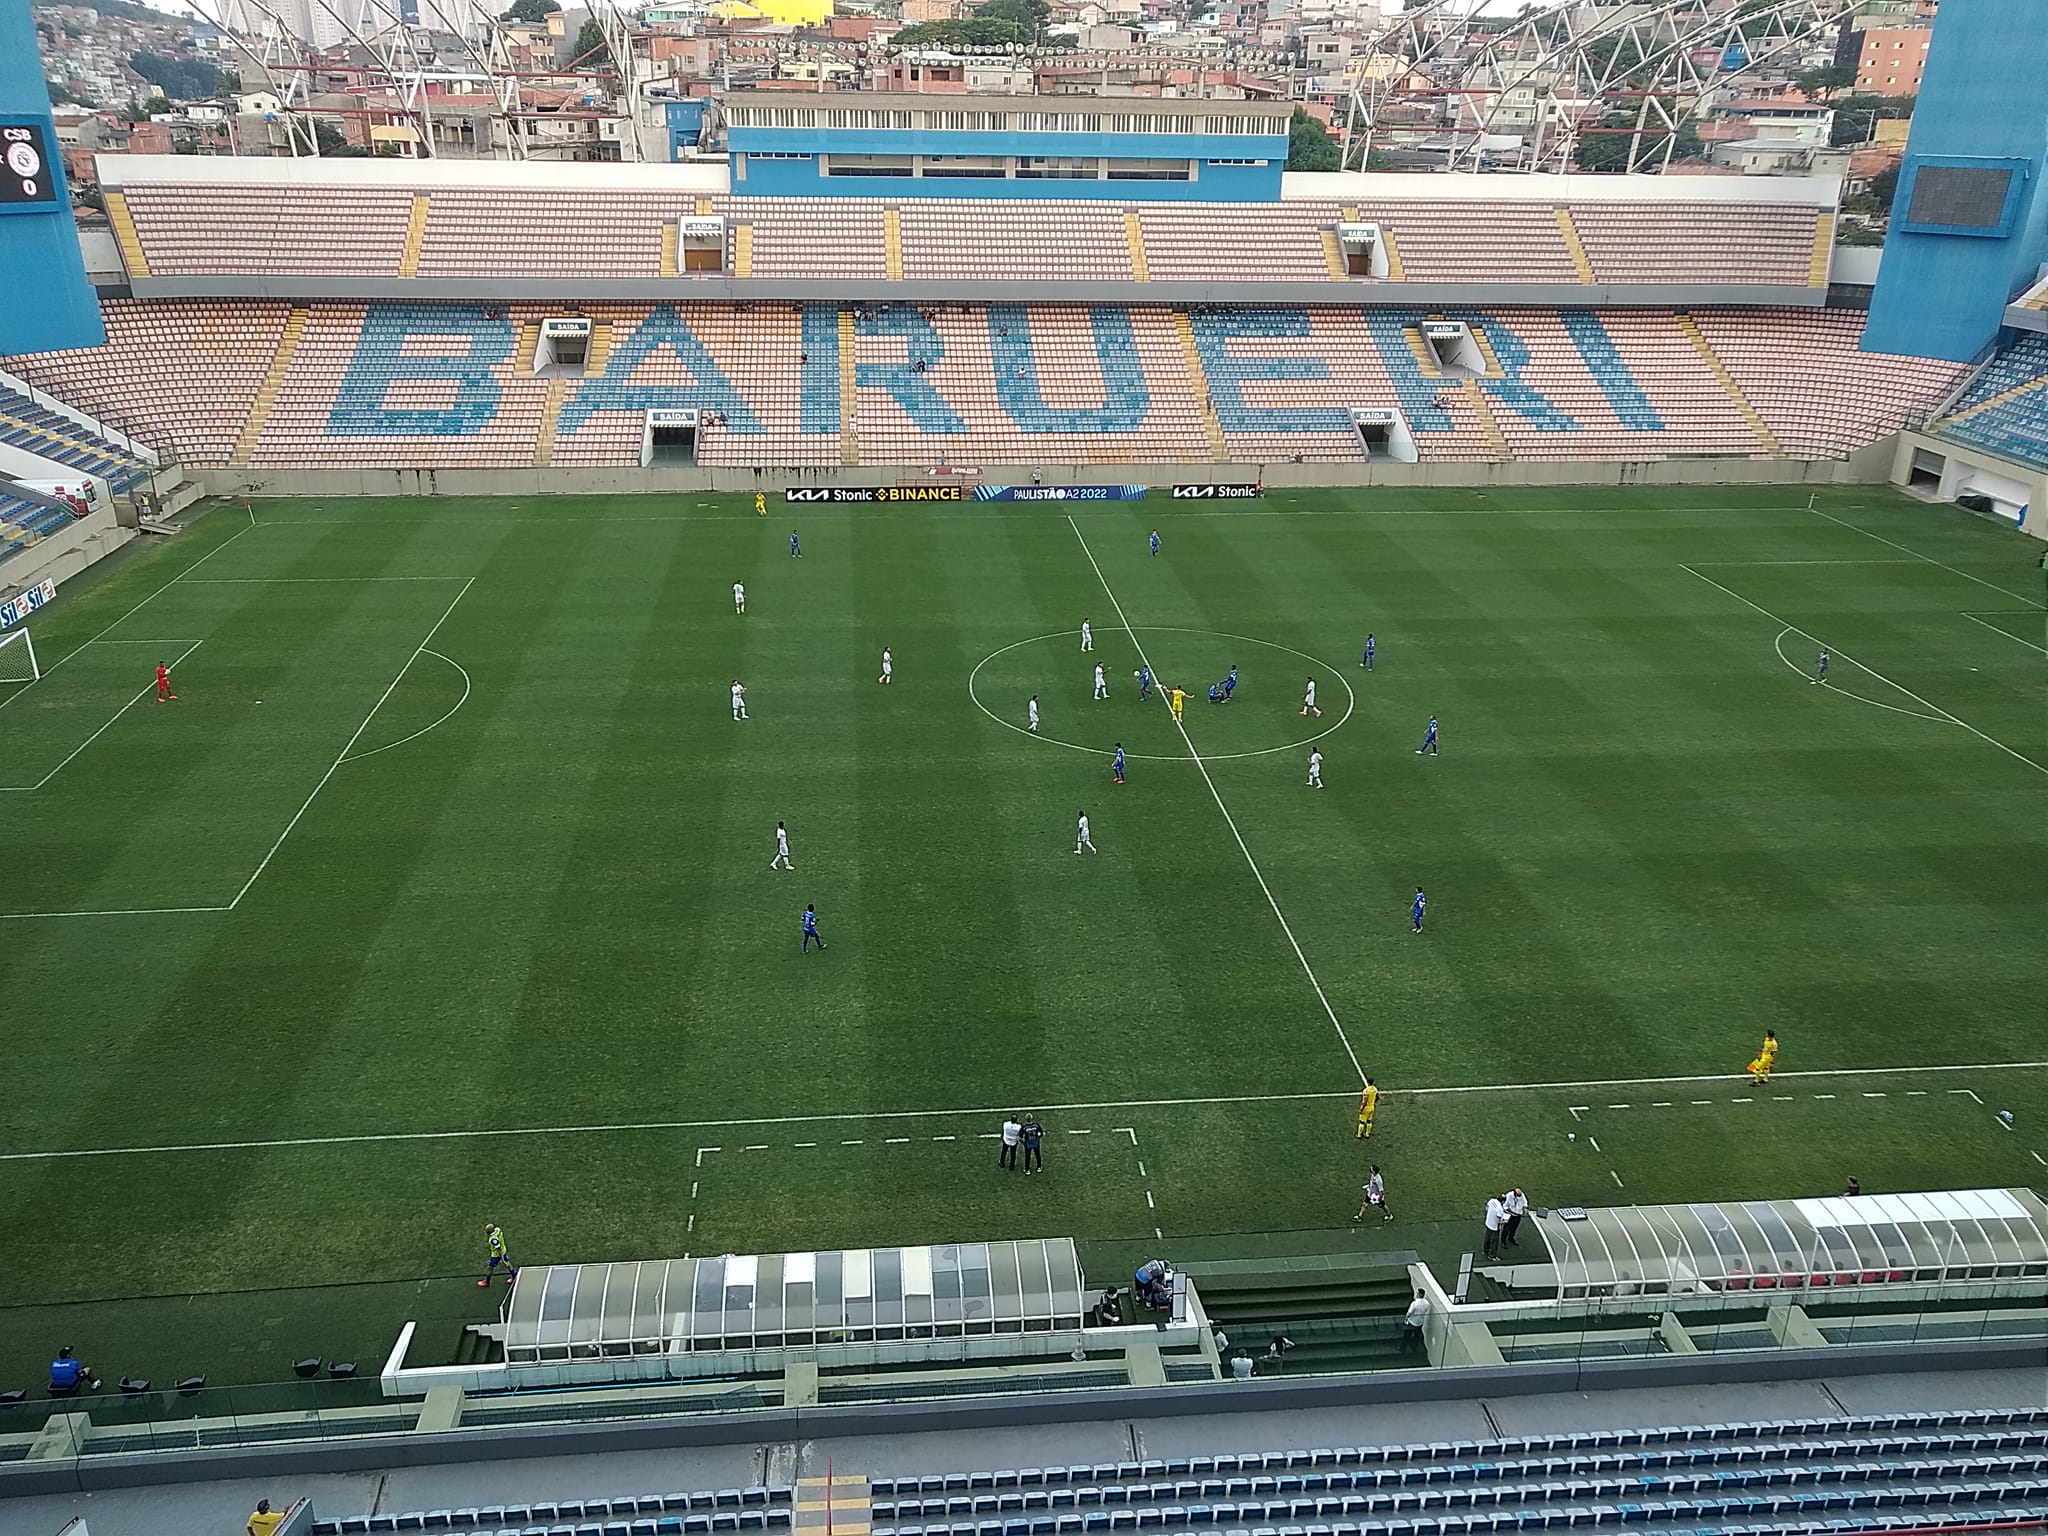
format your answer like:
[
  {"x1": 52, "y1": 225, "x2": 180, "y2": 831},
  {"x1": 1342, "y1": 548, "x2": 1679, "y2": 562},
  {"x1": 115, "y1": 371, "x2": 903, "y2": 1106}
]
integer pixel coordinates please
[{"x1": 0, "y1": 626, "x2": 39, "y2": 684}]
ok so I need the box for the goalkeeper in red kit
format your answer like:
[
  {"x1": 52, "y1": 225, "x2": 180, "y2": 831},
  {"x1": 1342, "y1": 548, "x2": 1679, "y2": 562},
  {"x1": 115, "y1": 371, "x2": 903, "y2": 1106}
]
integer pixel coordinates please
[{"x1": 155, "y1": 660, "x2": 178, "y2": 702}]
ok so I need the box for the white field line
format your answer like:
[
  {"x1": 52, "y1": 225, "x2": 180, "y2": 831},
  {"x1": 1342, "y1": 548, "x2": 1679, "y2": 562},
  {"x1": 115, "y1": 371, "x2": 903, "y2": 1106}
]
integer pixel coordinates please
[
  {"x1": 226, "y1": 579, "x2": 474, "y2": 910},
  {"x1": 1066, "y1": 515, "x2": 1365, "y2": 1083},
  {"x1": 1692, "y1": 559, "x2": 1923, "y2": 568},
  {"x1": 177, "y1": 577, "x2": 466, "y2": 583},
  {"x1": 1769, "y1": 627, "x2": 1949, "y2": 725},
  {"x1": 337, "y1": 650, "x2": 471, "y2": 765},
  {"x1": 1684, "y1": 564, "x2": 2048, "y2": 778},
  {"x1": 1807, "y1": 505, "x2": 2044, "y2": 608},
  {"x1": 1959, "y1": 611, "x2": 2048, "y2": 656},
  {"x1": 0, "y1": 520, "x2": 253, "y2": 715},
  {"x1": 2, "y1": 1061, "x2": 2044, "y2": 1164},
  {"x1": 0, "y1": 639, "x2": 205, "y2": 792}
]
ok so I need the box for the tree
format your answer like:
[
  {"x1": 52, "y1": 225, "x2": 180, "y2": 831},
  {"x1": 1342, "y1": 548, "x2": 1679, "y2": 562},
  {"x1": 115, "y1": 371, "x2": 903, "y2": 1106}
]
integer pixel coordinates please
[
  {"x1": 890, "y1": 16, "x2": 1026, "y2": 46},
  {"x1": 1828, "y1": 92, "x2": 1913, "y2": 146},
  {"x1": 1571, "y1": 105, "x2": 1699, "y2": 172},
  {"x1": 973, "y1": 0, "x2": 1047, "y2": 33},
  {"x1": 132, "y1": 49, "x2": 226, "y2": 101},
  {"x1": 571, "y1": 18, "x2": 609, "y2": 68},
  {"x1": 1867, "y1": 162, "x2": 1900, "y2": 216},
  {"x1": 1286, "y1": 106, "x2": 1340, "y2": 172},
  {"x1": 1793, "y1": 60, "x2": 1855, "y2": 97},
  {"x1": 502, "y1": 0, "x2": 561, "y2": 20},
  {"x1": 138, "y1": 92, "x2": 174, "y2": 117}
]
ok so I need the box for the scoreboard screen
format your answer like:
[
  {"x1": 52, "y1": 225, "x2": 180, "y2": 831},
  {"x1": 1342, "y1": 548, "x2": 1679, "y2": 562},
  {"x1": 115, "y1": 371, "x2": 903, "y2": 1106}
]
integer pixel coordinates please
[
  {"x1": 1904, "y1": 164, "x2": 2014, "y2": 230},
  {"x1": 0, "y1": 121, "x2": 60, "y2": 212}
]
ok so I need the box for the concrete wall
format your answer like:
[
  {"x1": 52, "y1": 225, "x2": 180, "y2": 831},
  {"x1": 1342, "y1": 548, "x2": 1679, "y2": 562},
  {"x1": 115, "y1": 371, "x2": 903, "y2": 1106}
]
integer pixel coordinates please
[
  {"x1": 204, "y1": 444, "x2": 1898, "y2": 502},
  {"x1": 0, "y1": 507, "x2": 133, "y2": 596},
  {"x1": 1889, "y1": 430, "x2": 2048, "y2": 541}
]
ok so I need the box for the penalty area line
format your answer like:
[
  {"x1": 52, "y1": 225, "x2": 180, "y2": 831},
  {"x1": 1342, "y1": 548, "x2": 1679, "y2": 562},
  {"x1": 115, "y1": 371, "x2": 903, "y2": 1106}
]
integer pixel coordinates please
[{"x1": 3, "y1": 1062, "x2": 2044, "y2": 1163}]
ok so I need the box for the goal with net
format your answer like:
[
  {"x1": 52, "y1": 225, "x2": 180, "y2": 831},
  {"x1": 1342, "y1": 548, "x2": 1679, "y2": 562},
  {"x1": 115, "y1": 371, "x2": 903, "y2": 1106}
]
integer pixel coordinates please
[{"x1": 0, "y1": 626, "x2": 39, "y2": 685}]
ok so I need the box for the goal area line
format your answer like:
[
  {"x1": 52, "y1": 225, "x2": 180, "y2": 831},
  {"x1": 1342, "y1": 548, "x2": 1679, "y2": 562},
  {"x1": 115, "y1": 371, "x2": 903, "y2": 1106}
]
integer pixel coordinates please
[{"x1": 0, "y1": 1059, "x2": 2040, "y2": 1165}]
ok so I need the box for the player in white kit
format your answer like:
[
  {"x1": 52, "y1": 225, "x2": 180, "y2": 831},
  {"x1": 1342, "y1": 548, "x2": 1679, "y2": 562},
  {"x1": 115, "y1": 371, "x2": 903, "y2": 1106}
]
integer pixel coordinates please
[
  {"x1": 1093, "y1": 664, "x2": 1108, "y2": 700},
  {"x1": 1301, "y1": 677, "x2": 1321, "y2": 718},
  {"x1": 733, "y1": 581, "x2": 745, "y2": 614},
  {"x1": 1075, "y1": 811, "x2": 1097, "y2": 853},
  {"x1": 731, "y1": 680, "x2": 747, "y2": 720},
  {"x1": 1028, "y1": 695, "x2": 1040, "y2": 732},
  {"x1": 1080, "y1": 620, "x2": 1093, "y2": 651},
  {"x1": 879, "y1": 647, "x2": 892, "y2": 685},
  {"x1": 1307, "y1": 749, "x2": 1323, "y2": 788},
  {"x1": 770, "y1": 822, "x2": 793, "y2": 870}
]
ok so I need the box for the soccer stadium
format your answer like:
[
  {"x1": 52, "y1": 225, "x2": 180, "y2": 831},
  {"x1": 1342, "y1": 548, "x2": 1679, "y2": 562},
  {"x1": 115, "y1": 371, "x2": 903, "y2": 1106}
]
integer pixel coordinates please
[{"x1": 0, "y1": 0, "x2": 2044, "y2": 1533}]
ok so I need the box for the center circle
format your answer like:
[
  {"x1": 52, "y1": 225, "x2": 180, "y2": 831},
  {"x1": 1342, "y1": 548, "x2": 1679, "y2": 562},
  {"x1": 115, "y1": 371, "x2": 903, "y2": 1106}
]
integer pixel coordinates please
[{"x1": 967, "y1": 627, "x2": 1357, "y2": 761}]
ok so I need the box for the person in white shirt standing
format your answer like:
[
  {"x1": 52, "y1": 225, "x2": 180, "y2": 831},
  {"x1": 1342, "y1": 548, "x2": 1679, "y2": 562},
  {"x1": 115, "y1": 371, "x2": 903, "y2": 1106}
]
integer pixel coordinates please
[
  {"x1": 1306, "y1": 749, "x2": 1323, "y2": 788},
  {"x1": 1093, "y1": 664, "x2": 1108, "y2": 700},
  {"x1": 731, "y1": 680, "x2": 747, "y2": 720},
  {"x1": 879, "y1": 647, "x2": 892, "y2": 685},
  {"x1": 1483, "y1": 1194, "x2": 1506, "y2": 1258},
  {"x1": 733, "y1": 581, "x2": 745, "y2": 615},
  {"x1": 1501, "y1": 1188, "x2": 1529, "y2": 1248},
  {"x1": 999, "y1": 1114, "x2": 1022, "y2": 1171},
  {"x1": 1074, "y1": 810, "x2": 1096, "y2": 854},
  {"x1": 1401, "y1": 1291, "x2": 1430, "y2": 1355},
  {"x1": 1301, "y1": 676, "x2": 1321, "y2": 718},
  {"x1": 1028, "y1": 695, "x2": 1040, "y2": 733},
  {"x1": 1080, "y1": 619, "x2": 1093, "y2": 652},
  {"x1": 770, "y1": 821, "x2": 793, "y2": 871}
]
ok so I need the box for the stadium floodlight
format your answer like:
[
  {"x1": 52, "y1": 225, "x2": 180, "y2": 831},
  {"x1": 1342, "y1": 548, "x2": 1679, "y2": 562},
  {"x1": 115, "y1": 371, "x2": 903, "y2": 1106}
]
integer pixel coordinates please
[{"x1": 0, "y1": 627, "x2": 39, "y2": 685}]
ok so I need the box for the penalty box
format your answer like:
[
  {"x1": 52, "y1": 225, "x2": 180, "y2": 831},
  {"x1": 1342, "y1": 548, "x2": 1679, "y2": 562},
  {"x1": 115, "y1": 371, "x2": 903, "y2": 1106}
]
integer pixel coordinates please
[{"x1": 0, "y1": 578, "x2": 472, "y2": 920}]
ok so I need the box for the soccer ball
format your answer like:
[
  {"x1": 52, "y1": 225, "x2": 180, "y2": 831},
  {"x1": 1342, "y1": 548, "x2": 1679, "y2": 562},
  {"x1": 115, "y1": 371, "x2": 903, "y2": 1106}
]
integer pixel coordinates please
[
  {"x1": 1133, "y1": 670, "x2": 1142, "y2": 678},
  {"x1": 1999, "y1": 1110, "x2": 2015, "y2": 1125},
  {"x1": 1567, "y1": 1132, "x2": 1577, "y2": 1142}
]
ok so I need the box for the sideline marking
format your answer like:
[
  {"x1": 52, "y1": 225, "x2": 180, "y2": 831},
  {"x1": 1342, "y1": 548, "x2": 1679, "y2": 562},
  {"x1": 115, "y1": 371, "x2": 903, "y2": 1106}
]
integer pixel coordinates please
[
  {"x1": 1807, "y1": 504, "x2": 2043, "y2": 609},
  {"x1": 6, "y1": 1072, "x2": 2045, "y2": 1170},
  {"x1": 0, "y1": 639, "x2": 205, "y2": 792},
  {"x1": 1684, "y1": 564, "x2": 2046, "y2": 778},
  {"x1": 967, "y1": 627, "x2": 1355, "y2": 762},
  {"x1": 1068, "y1": 515, "x2": 1365, "y2": 1084}
]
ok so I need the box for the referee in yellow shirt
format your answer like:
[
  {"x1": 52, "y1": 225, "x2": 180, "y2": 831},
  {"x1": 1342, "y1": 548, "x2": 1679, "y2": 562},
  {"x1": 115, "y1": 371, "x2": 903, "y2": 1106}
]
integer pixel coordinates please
[
  {"x1": 1356, "y1": 1078, "x2": 1379, "y2": 1138},
  {"x1": 1167, "y1": 685, "x2": 1187, "y2": 722}
]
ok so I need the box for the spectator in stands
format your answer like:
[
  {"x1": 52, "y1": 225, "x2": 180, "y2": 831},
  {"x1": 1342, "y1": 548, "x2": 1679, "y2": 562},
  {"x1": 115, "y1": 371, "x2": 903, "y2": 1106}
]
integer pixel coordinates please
[
  {"x1": 1230, "y1": 1353, "x2": 1253, "y2": 1379},
  {"x1": 1844, "y1": 1175, "x2": 1861, "y2": 1196},
  {"x1": 248, "y1": 1498, "x2": 286, "y2": 1536},
  {"x1": 47, "y1": 1345, "x2": 100, "y2": 1395},
  {"x1": 1402, "y1": 1291, "x2": 1430, "y2": 1355}
]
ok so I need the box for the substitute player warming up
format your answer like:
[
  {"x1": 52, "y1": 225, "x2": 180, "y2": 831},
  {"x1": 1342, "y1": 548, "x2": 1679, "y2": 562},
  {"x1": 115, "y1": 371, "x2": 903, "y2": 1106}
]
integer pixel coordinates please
[{"x1": 479, "y1": 1223, "x2": 515, "y2": 1287}]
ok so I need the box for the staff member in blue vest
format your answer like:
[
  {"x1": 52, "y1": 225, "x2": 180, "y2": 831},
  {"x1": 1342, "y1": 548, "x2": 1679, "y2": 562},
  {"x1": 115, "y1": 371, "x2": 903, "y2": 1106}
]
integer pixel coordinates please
[{"x1": 48, "y1": 1346, "x2": 101, "y2": 1395}]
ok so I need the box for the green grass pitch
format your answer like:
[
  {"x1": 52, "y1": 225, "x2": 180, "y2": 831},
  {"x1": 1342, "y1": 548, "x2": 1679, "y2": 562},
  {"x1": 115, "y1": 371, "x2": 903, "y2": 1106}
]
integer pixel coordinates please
[{"x1": 0, "y1": 484, "x2": 2043, "y2": 1385}]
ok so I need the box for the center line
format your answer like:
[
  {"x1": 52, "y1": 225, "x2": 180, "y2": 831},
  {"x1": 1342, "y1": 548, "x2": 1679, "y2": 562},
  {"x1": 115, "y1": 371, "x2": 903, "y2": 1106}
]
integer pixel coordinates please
[{"x1": 1067, "y1": 515, "x2": 1364, "y2": 1083}]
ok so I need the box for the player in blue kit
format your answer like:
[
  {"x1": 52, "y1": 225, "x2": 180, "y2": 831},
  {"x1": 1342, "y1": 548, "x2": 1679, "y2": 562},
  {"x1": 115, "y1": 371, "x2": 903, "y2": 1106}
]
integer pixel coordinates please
[
  {"x1": 1149, "y1": 530, "x2": 1160, "y2": 557},
  {"x1": 1223, "y1": 665, "x2": 1237, "y2": 699},
  {"x1": 1416, "y1": 715, "x2": 1438, "y2": 756},
  {"x1": 1362, "y1": 634, "x2": 1374, "y2": 671},
  {"x1": 790, "y1": 531, "x2": 803, "y2": 558},
  {"x1": 1112, "y1": 743, "x2": 1126, "y2": 784},
  {"x1": 802, "y1": 904, "x2": 826, "y2": 953},
  {"x1": 1412, "y1": 888, "x2": 1427, "y2": 933},
  {"x1": 1136, "y1": 665, "x2": 1152, "y2": 701}
]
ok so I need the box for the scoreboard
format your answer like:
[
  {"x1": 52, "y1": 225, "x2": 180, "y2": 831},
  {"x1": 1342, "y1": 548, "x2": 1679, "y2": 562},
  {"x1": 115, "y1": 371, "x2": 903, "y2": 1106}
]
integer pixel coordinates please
[{"x1": 0, "y1": 120, "x2": 58, "y2": 213}]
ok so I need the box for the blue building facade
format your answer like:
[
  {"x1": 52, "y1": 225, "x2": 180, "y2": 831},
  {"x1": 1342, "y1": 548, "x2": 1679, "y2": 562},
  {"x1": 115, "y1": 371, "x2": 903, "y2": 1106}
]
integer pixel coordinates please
[
  {"x1": 0, "y1": 1, "x2": 103, "y2": 355},
  {"x1": 720, "y1": 92, "x2": 1290, "y2": 201},
  {"x1": 1862, "y1": 0, "x2": 2048, "y2": 363}
]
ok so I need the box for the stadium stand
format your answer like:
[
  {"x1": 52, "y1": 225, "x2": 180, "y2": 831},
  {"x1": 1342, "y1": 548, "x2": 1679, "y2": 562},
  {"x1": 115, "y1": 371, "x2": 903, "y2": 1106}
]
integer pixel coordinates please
[
  {"x1": 0, "y1": 490, "x2": 74, "y2": 563},
  {"x1": 0, "y1": 380, "x2": 155, "y2": 490},
  {"x1": 302, "y1": 1412, "x2": 2048, "y2": 1536},
  {"x1": 92, "y1": 170, "x2": 1829, "y2": 295},
  {"x1": 0, "y1": 301, "x2": 1966, "y2": 473},
  {"x1": 1926, "y1": 333, "x2": 2048, "y2": 470}
]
